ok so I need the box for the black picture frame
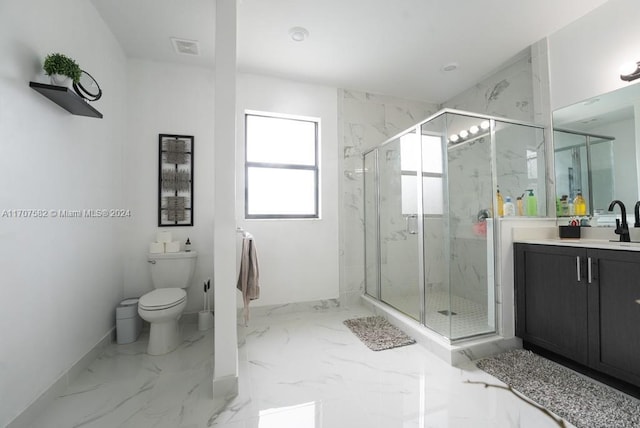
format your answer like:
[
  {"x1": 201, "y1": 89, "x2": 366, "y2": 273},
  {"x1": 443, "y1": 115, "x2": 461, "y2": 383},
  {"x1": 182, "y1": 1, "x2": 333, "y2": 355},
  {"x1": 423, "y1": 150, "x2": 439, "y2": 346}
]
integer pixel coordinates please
[{"x1": 158, "y1": 134, "x2": 194, "y2": 227}]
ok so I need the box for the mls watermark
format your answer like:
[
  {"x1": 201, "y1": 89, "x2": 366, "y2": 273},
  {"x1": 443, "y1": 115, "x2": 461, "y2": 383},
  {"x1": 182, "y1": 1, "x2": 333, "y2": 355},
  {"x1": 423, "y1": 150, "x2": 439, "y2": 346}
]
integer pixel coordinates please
[{"x1": 1, "y1": 209, "x2": 132, "y2": 219}]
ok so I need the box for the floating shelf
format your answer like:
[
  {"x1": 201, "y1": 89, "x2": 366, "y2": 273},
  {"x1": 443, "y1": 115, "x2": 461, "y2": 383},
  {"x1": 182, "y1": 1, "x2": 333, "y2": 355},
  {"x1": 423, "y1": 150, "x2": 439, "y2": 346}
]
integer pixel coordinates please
[{"x1": 29, "y1": 81, "x2": 103, "y2": 118}]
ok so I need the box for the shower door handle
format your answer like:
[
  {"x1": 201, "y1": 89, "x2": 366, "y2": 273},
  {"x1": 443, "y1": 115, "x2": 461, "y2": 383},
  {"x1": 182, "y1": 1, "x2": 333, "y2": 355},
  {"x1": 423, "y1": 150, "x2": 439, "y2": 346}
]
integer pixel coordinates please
[{"x1": 406, "y1": 214, "x2": 418, "y2": 235}]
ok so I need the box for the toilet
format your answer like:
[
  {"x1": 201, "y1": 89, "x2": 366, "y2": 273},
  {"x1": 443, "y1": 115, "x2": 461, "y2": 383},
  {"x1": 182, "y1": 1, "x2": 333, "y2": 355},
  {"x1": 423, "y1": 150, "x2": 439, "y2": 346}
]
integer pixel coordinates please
[{"x1": 138, "y1": 251, "x2": 197, "y2": 355}]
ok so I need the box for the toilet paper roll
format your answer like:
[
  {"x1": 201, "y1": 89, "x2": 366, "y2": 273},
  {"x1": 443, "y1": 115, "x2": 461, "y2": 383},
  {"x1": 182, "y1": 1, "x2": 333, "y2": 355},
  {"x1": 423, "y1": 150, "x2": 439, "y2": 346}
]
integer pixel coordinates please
[
  {"x1": 165, "y1": 241, "x2": 180, "y2": 253},
  {"x1": 156, "y1": 230, "x2": 172, "y2": 243},
  {"x1": 149, "y1": 242, "x2": 165, "y2": 254}
]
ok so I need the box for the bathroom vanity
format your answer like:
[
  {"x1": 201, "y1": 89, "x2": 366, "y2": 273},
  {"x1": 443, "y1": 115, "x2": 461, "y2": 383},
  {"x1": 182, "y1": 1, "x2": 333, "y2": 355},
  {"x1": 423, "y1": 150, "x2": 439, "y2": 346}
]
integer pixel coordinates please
[{"x1": 514, "y1": 239, "x2": 640, "y2": 391}]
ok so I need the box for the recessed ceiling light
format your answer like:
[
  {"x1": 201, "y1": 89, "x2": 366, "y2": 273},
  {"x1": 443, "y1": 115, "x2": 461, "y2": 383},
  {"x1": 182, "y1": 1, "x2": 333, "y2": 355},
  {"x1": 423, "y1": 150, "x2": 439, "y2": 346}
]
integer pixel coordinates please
[
  {"x1": 441, "y1": 62, "x2": 458, "y2": 72},
  {"x1": 289, "y1": 27, "x2": 309, "y2": 42},
  {"x1": 171, "y1": 37, "x2": 200, "y2": 56}
]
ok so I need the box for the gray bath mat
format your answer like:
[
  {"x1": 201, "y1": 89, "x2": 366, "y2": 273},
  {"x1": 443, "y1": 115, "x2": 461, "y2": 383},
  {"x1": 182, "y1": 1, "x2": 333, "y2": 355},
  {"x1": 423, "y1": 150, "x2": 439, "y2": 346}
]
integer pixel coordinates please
[
  {"x1": 476, "y1": 349, "x2": 640, "y2": 428},
  {"x1": 343, "y1": 316, "x2": 416, "y2": 351}
]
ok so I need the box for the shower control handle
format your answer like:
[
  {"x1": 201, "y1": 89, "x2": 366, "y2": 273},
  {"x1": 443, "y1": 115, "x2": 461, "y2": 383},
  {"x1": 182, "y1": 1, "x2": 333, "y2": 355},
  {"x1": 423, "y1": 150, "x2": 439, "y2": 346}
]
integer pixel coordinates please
[{"x1": 406, "y1": 214, "x2": 418, "y2": 235}]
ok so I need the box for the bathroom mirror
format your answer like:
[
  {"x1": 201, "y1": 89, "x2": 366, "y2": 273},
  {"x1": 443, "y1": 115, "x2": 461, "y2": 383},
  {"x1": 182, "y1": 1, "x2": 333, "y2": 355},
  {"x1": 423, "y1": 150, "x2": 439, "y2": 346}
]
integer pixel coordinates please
[{"x1": 552, "y1": 83, "x2": 640, "y2": 220}]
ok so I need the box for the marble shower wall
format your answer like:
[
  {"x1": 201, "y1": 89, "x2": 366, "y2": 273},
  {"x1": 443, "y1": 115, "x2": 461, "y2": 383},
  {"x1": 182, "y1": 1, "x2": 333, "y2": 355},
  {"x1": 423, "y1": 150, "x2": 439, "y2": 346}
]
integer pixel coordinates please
[
  {"x1": 443, "y1": 49, "x2": 535, "y2": 122},
  {"x1": 338, "y1": 90, "x2": 438, "y2": 303}
]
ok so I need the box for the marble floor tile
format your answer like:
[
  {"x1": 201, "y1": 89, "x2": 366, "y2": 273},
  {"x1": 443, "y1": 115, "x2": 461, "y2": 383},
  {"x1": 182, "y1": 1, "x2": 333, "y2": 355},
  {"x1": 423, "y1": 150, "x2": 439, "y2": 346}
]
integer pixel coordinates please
[{"x1": 30, "y1": 304, "x2": 574, "y2": 428}]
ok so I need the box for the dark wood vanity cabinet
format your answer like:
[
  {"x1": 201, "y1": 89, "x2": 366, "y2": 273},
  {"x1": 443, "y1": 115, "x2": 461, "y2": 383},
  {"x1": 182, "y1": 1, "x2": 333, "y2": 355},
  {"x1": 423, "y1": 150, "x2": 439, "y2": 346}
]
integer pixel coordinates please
[{"x1": 515, "y1": 243, "x2": 640, "y2": 388}]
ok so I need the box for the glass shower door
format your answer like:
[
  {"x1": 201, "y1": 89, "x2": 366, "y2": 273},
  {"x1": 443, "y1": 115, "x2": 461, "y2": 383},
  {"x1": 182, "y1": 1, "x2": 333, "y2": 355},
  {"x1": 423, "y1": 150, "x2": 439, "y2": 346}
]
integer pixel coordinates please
[
  {"x1": 363, "y1": 151, "x2": 379, "y2": 298},
  {"x1": 378, "y1": 130, "x2": 421, "y2": 320}
]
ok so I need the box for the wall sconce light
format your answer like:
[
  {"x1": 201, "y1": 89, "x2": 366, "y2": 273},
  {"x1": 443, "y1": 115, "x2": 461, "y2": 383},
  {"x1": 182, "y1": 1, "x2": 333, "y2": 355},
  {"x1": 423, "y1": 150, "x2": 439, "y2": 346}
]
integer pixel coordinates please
[
  {"x1": 448, "y1": 120, "x2": 492, "y2": 144},
  {"x1": 620, "y1": 61, "x2": 640, "y2": 82}
]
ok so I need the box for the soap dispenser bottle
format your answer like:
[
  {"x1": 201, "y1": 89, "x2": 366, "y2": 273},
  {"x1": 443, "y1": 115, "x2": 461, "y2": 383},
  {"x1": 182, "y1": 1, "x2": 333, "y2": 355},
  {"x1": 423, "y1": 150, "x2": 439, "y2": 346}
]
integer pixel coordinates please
[
  {"x1": 185, "y1": 238, "x2": 192, "y2": 252},
  {"x1": 525, "y1": 189, "x2": 537, "y2": 216},
  {"x1": 496, "y1": 188, "x2": 504, "y2": 217}
]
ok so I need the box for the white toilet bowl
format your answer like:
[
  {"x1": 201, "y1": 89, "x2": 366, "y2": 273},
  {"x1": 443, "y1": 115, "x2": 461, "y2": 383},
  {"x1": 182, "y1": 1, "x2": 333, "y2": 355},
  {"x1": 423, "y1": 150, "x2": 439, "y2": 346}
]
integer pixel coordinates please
[
  {"x1": 138, "y1": 251, "x2": 197, "y2": 355},
  {"x1": 138, "y1": 288, "x2": 187, "y2": 355}
]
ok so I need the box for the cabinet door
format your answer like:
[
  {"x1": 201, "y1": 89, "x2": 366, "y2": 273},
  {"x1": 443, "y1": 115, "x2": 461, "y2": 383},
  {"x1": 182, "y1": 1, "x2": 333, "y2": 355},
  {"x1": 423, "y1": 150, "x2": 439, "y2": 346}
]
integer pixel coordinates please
[
  {"x1": 515, "y1": 244, "x2": 589, "y2": 364},
  {"x1": 588, "y1": 249, "x2": 640, "y2": 385}
]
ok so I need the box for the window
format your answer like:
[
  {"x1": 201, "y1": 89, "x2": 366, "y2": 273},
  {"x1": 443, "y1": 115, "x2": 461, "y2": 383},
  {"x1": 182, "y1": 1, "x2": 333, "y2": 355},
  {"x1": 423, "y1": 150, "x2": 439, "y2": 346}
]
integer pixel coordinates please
[
  {"x1": 400, "y1": 132, "x2": 443, "y2": 215},
  {"x1": 245, "y1": 112, "x2": 319, "y2": 219}
]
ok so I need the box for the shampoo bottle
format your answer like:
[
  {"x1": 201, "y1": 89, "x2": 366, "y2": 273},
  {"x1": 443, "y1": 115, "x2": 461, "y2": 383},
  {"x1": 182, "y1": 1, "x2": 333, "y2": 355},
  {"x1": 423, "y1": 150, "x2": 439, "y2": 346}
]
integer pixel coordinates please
[
  {"x1": 574, "y1": 192, "x2": 587, "y2": 216},
  {"x1": 560, "y1": 195, "x2": 569, "y2": 216},
  {"x1": 525, "y1": 189, "x2": 537, "y2": 216},
  {"x1": 516, "y1": 196, "x2": 524, "y2": 216},
  {"x1": 504, "y1": 196, "x2": 515, "y2": 216},
  {"x1": 497, "y1": 188, "x2": 504, "y2": 217}
]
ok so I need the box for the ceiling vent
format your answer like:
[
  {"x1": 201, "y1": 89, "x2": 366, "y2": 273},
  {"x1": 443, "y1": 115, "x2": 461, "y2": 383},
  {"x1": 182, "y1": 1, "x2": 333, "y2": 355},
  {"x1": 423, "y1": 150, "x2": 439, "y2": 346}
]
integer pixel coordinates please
[{"x1": 171, "y1": 38, "x2": 200, "y2": 56}]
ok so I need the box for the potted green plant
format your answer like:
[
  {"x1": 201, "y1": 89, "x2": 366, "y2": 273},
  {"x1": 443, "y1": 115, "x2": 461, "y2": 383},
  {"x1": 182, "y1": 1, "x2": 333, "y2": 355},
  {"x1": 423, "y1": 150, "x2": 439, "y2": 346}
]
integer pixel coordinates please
[{"x1": 43, "y1": 53, "x2": 81, "y2": 87}]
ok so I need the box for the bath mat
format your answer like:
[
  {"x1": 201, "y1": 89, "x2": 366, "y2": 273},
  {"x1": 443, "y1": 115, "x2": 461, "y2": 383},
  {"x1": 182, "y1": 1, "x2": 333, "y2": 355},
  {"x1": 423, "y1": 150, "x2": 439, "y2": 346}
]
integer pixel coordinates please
[
  {"x1": 476, "y1": 349, "x2": 640, "y2": 428},
  {"x1": 343, "y1": 316, "x2": 416, "y2": 351}
]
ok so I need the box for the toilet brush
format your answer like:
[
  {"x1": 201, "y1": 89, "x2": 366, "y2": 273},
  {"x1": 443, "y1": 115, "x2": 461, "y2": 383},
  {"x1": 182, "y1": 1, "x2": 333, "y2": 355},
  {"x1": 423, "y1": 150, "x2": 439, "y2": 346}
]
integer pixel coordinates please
[
  {"x1": 203, "y1": 281, "x2": 207, "y2": 312},
  {"x1": 203, "y1": 278, "x2": 211, "y2": 312},
  {"x1": 199, "y1": 278, "x2": 213, "y2": 331}
]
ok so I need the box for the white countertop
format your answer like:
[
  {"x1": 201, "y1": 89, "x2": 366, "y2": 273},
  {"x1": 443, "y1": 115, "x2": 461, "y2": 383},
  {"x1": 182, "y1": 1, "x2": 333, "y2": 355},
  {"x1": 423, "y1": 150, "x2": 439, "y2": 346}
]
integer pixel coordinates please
[{"x1": 515, "y1": 238, "x2": 640, "y2": 251}]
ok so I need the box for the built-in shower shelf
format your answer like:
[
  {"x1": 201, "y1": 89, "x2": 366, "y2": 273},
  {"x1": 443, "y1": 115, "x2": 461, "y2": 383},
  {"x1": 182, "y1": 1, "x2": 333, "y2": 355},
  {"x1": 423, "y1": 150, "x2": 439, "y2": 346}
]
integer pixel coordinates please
[{"x1": 29, "y1": 82, "x2": 103, "y2": 118}]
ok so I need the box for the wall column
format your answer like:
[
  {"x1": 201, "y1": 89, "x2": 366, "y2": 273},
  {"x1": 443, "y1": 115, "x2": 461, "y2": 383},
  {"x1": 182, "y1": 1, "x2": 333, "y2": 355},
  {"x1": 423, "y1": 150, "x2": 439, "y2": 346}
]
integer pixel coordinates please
[{"x1": 213, "y1": 0, "x2": 239, "y2": 399}]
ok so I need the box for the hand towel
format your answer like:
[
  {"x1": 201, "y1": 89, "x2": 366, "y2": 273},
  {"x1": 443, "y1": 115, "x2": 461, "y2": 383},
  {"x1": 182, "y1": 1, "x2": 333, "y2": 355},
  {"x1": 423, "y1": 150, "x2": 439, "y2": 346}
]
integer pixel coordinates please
[{"x1": 236, "y1": 237, "x2": 259, "y2": 325}]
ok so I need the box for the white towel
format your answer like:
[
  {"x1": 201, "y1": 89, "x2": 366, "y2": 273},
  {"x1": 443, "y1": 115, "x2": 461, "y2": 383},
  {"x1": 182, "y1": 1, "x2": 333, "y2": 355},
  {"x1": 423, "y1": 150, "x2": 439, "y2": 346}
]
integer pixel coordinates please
[{"x1": 236, "y1": 237, "x2": 259, "y2": 325}]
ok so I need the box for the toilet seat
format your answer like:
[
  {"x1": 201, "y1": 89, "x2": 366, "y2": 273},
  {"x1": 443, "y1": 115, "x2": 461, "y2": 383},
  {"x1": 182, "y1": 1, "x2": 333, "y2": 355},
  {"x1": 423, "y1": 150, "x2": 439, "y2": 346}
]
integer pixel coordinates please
[{"x1": 139, "y1": 288, "x2": 186, "y2": 311}]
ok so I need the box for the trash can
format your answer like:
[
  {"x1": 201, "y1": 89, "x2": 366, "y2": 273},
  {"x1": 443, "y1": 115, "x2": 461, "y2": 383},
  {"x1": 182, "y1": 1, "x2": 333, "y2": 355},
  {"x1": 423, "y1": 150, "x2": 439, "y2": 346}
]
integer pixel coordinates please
[{"x1": 116, "y1": 298, "x2": 142, "y2": 344}]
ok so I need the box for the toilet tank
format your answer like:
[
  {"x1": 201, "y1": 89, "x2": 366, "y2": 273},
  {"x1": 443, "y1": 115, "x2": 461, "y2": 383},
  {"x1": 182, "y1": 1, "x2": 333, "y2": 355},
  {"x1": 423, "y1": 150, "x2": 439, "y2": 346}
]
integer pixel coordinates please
[{"x1": 148, "y1": 251, "x2": 197, "y2": 289}]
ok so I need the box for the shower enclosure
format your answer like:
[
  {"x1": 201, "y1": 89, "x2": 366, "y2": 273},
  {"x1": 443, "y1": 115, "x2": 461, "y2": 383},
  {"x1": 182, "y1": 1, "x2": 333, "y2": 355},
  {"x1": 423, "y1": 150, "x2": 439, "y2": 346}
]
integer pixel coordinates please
[{"x1": 364, "y1": 109, "x2": 547, "y2": 341}]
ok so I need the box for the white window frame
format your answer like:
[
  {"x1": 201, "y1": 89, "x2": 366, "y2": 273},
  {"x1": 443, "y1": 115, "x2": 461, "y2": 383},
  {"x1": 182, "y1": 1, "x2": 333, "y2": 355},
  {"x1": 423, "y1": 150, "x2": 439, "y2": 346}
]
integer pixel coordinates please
[{"x1": 244, "y1": 111, "x2": 320, "y2": 219}]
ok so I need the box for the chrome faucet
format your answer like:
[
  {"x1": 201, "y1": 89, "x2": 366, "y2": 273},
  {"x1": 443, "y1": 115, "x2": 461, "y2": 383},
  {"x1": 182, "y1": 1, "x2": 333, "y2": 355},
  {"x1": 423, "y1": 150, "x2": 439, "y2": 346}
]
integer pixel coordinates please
[
  {"x1": 608, "y1": 200, "x2": 631, "y2": 242},
  {"x1": 635, "y1": 201, "x2": 640, "y2": 228}
]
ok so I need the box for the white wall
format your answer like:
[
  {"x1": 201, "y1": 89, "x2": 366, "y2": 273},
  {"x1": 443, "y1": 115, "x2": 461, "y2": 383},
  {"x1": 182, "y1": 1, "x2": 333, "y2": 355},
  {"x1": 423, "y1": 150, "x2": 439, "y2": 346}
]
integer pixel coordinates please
[
  {"x1": 0, "y1": 0, "x2": 127, "y2": 425},
  {"x1": 236, "y1": 73, "x2": 340, "y2": 306},
  {"x1": 548, "y1": 0, "x2": 640, "y2": 211},
  {"x1": 548, "y1": 0, "x2": 640, "y2": 110},
  {"x1": 124, "y1": 59, "x2": 215, "y2": 314}
]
